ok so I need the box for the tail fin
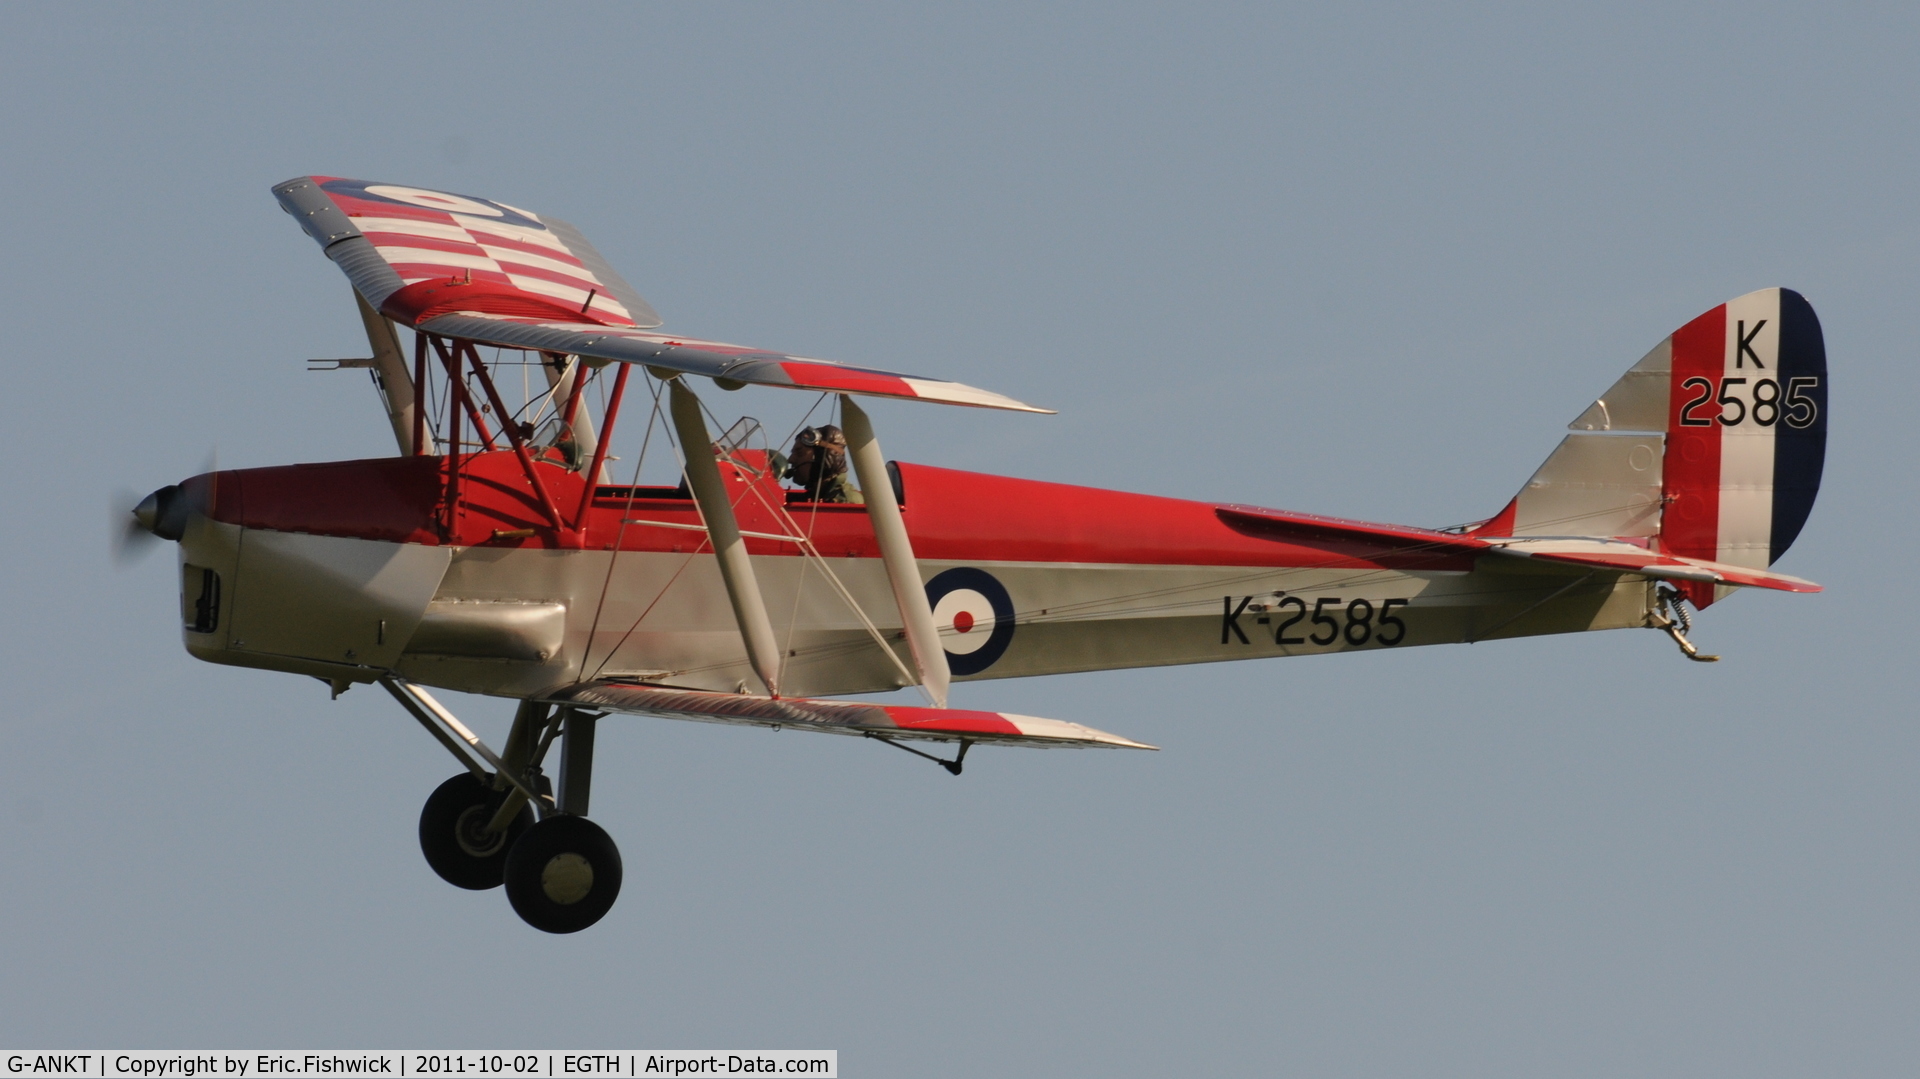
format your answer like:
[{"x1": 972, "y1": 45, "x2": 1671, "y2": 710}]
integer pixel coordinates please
[{"x1": 1475, "y1": 288, "x2": 1827, "y2": 605}]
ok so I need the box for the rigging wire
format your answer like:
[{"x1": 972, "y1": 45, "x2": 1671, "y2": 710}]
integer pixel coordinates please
[
  {"x1": 698, "y1": 391, "x2": 928, "y2": 701},
  {"x1": 575, "y1": 374, "x2": 663, "y2": 681},
  {"x1": 773, "y1": 393, "x2": 834, "y2": 669},
  {"x1": 583, "y1": 382, "x2": 720, "y2": 684}
]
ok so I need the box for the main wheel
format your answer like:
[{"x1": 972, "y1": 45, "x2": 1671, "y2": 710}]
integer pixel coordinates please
[
  {"x1": 419, "y1": 773, "x2": 535, "y2": 890},
  {"x1": 503, "y1": 815, "x2": 623, "y2": 933}
]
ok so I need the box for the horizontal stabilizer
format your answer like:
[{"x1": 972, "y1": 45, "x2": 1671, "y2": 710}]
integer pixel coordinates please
[
  {"x1": 1486, "y1": 538, "x2": 1822, "y2": 593},
  {"x1": 1218, "y1": 505, "x2": 1820, "y2": 594},
  {"x1": 542, "y1": 682, "x2": 1155, "y2": 749}
]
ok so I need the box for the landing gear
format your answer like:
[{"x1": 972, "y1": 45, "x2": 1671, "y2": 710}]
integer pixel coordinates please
[
  {"x1": 418, "y1": 773, "x2": 536, "y2": 889},
  {"x1": 388, "y1": 679, "x2": 624, "y2": 931},
  {"x1": 503, "y1": 815, "x2": 624, "y2": 933},
  {"x1": 1653, "y1": 584, "x2": 1720, "y2": 662}
]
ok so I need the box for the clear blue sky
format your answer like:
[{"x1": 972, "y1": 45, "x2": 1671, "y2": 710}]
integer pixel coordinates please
[{"x1": 3, "y1": 4, "x2": 1916, "y2": 1075}]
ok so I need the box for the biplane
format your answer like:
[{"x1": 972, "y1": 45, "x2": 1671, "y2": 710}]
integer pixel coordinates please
[{"x1": 120, "y1": 177, "x2": 1827, "y2": 932}]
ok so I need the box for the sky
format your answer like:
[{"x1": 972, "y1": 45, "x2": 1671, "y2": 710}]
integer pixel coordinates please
[{"x1": 2, "y1": 3, "x2": 1917, "y2": 1075}]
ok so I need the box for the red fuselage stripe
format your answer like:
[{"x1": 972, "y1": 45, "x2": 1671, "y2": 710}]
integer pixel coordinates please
[{"x1": 197, "y1": 452, "x2": 1480, "y2": 572}]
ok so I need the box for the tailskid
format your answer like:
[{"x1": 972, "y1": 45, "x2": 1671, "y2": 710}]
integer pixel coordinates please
[{"x1": 1651, "y1": 585, "x2": 1719, "y2": 663}]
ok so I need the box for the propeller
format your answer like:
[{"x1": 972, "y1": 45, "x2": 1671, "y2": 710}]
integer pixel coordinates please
[
  {"x1": 111, "y1": 488, "x2": 162, "y2": 565},
  {"x1": 111, "y1": 449, "x2": 217, "y2": 566}
]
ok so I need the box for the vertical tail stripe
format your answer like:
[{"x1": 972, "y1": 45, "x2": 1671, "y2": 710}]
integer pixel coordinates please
[
  {"x1": 1714, "y1": 290, "x2": 1780, "y2": 570},
  {"x1": 1663, "y1": 305, "x2": 1726, "y2": 570},
  {"x1": 1769, "y1": 289, "x2": 1827, "y2": 561}
]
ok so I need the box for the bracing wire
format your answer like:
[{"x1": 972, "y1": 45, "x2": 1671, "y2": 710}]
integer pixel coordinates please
[
  {"x1": 584, "y1": 381, "x2": 720, "y2": 684},
  {"x1": 576, "y1": 375, "x2": 664, "y2": 681}
]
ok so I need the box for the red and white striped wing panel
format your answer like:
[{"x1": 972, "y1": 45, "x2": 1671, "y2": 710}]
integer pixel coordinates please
[
  {"x1": 274, "y1": 176, "x2": 1051, "y2": 413},
  {"x1": 545, "y1": 682, "x2": 1155, "y2": 749},
  {"x1": 277, "y1": 176, "x2": 659, "y2": 328}
]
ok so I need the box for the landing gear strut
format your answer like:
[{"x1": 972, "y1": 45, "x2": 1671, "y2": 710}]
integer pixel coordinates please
[
  {"x1": 389, "y1": 678, "x2": 623, "y2": 933},
  {"x1": 504, "y1": 708, "x2": 622, "y2": 934}
]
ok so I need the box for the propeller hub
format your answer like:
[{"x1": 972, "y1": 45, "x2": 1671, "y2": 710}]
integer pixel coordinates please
[{"x1": 134, "y1": 485, "x2": 188, "y2": 541}]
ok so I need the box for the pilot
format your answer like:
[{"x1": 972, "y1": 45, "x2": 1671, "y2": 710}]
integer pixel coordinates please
[{"x1": 784, "y1": 425, "x2": 862, "y2": 503}]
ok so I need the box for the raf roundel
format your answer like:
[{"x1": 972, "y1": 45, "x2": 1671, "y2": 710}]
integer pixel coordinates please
[
  {"x1": 364, "y1": 184, "x2": 506, "y2": 217},
  {"x1": 924, "y1": 567, "x2": 1016, "y2": 676},
  {"x1": 319, "y1": 177, "x2": 546, "y2": 230}
]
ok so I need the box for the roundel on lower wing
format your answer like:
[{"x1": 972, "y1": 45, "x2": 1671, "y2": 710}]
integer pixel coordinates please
[{"x1": 924, "y1": 567, "x2": 1016, "y2": 676}]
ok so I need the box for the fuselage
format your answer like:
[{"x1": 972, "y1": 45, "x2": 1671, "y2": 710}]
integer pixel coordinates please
[{"x1": 174, "y1": 450, "x2": 1654, "y2": 699}]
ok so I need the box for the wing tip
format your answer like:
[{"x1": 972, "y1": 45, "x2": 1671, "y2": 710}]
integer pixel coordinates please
[{"x1": 999, "y1": 713, "x2": 1156, "y2": 749}]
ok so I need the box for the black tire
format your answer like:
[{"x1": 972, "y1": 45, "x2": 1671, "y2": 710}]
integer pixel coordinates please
[
  {"x1": 418, "y1": 773, "x2": 535, "y2": 891},
  {"x1": 504, "y1": 815, "x2": 623, "y2": 933}
]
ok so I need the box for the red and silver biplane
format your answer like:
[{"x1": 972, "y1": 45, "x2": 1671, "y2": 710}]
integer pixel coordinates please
[{"x1": 121, "y1": 177, "x2": 1828, "y2": 932}]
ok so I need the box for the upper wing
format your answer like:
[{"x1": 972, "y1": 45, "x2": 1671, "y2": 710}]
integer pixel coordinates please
[
  {"x1": 274, "y1": 175, "x2": 1051, "y2": 414},
  {"x1": 414, "y1": 313, "x2": 1051, "y2": 412},
  {"x1": 542, "y1": 681, "x2": 1156, "y2": 750},
  {"x1": 274, "y1": 175, "x2": 661, "y2": 328}
]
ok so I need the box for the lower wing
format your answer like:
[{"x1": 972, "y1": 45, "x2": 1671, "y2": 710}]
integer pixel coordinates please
[{"x1": 541, "y1": 681, "x2": 1156, "y2": 750}]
